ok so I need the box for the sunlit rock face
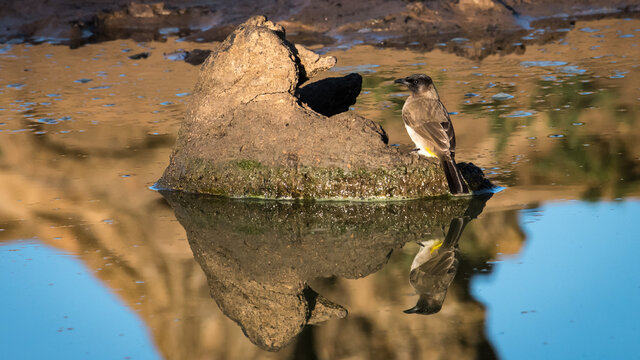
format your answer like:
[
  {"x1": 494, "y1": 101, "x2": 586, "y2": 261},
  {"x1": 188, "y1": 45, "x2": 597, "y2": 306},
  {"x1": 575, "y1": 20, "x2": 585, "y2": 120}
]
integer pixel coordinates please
[{"x1": 155, "y1": 16, "x2": 494, "y2": 199}]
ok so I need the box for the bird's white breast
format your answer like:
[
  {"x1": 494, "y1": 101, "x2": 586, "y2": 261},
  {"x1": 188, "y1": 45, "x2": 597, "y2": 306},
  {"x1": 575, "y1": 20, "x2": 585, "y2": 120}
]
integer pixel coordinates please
[{"x1": 405, "y1": 124, "x2": 437, "y2": 158}]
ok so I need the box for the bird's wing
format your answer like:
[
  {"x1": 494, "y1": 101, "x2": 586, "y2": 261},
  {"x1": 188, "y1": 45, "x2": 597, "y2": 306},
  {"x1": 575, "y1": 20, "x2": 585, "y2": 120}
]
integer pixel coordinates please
[
  {"x1": 409, "y1": 250, "x2": 459, "y2": 293},
  {"x1": 439, "y1": 102, "x2": 456, "y2": 152},
  {"x1": 402, "y1": 98, "x2": 453, "y2": 156},
  {"x1": 417, "y1": 250, "x2": 458, "y2": 276}
]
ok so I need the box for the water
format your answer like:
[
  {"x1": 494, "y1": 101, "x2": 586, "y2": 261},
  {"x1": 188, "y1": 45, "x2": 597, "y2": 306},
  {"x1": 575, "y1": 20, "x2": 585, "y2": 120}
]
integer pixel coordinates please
[{"x1": 1, "y1": 17, "x2": 640, "y2": 359}]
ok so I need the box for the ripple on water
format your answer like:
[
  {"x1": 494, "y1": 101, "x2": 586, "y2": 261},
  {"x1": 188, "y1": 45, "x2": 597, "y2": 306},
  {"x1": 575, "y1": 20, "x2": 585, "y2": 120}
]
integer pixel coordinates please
[
  {"x1": 330, "y1": 64, "x2": 379, "y2": 74},
  {"x1": 164, "y1": 51, "x2": 187, "y2": 61},
  {"x1": 159, "y1": 27, "x2": 180, "y2": 35},
  {"x1": 492, "y1": 93, "x2": 514, "y2": 101},
  {"x1": 74, "y1": 78, "x2": 92, "y2": 83},
  {"x1": 520, "y1": 61, "x2": 568, "y2": 68},
  {"x1": 501, "y1": 110, "x2": 536, "y2": 118},
  {"x1": 557, "y1": 65, "x2": 587, "y2": 74},
  {"x1": 37, "y1": 118, "x2": 58, "y2": 124},
  {"x1": 610, "y1": 71, "x2": 628, "y2": 79},
  {"x1": 35, "y1": 116, "x2": 71, "y2": 124},
  {"x1": 580, "y1": 27, "x2": 600, "y2": 33},
  {"x1": 88, "y1": 85, "x2": 111, "y2": 90}
]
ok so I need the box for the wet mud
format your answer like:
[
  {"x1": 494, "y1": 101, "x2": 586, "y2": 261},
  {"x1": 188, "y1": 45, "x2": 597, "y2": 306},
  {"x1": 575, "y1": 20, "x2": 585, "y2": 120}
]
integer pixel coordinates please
[{"x1": 2, "y1": 0, "x2": 639, "y2": 61}]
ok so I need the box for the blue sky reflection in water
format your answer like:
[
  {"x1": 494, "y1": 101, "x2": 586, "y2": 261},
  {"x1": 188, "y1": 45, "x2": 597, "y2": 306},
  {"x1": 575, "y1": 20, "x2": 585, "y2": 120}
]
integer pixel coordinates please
[
  {"x1": 472, "y1": 201, "x2": 640, "y2": 359},
  {"x1": 0, "y1": 240, "x2": 161, "y2": 360}
]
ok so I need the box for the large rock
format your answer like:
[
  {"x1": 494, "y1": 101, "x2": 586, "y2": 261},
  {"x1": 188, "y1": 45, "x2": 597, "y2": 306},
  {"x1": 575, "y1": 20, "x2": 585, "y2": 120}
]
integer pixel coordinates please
[{"x1": 156, "y1": 16, "x2": 488, "y2": 199}]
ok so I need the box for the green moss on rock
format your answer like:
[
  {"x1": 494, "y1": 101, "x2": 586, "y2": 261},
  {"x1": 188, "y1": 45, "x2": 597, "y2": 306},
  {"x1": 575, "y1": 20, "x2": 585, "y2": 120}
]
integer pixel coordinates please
[{"x1": 157, "y1": 158, "x2": 450, "y2": 200}]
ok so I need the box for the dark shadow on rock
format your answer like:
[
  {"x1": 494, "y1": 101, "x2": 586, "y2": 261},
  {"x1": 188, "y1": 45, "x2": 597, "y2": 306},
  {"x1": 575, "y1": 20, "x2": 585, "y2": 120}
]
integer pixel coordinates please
[
  {"x1": 297, "y1": 73, "x2": 363, "y2": 118},
  {"x1": 160, "y1": 190, "x2": 484, "y2": 351},
  {"x1": 458, "y1": 162, "x2": 496, "y2": 193}
]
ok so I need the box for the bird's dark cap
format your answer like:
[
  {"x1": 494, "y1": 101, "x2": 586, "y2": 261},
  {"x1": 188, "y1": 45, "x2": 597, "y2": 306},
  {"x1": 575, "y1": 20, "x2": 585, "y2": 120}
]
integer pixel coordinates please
[{"x1": 394, "y1": 74, "x2": 433, "y2": 89}]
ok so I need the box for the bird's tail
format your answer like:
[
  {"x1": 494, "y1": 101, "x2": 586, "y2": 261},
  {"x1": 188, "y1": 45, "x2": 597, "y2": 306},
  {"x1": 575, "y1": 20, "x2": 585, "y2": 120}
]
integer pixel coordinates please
[
  {"x1": 443, "y1": 217, "x2": 466, "y2": 248},
  {"x1": 440, "y1": 157, "x2": 469, "y2": 195}
]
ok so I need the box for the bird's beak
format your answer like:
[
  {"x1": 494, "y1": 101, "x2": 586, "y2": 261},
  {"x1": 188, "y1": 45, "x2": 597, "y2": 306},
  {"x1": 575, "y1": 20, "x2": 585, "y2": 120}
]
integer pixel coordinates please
[{"x1": 394, "y1": 78, "x2": 409, "y2": 86}]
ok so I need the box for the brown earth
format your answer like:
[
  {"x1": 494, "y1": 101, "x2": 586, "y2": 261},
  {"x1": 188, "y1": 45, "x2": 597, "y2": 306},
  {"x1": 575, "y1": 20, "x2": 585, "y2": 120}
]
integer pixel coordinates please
[{"x1": 1, "y1": 0, "x2": 638, "y2": 57}]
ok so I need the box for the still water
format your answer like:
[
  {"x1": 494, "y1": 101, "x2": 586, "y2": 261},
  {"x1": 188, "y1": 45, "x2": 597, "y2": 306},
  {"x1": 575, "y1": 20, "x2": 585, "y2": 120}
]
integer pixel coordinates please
[{"x1": 1, "y1": 17, "x2": 639, "y2": 359}]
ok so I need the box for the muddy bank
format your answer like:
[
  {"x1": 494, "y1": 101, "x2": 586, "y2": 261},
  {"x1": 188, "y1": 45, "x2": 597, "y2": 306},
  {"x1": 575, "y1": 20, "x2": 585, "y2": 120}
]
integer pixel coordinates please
[
  {"x1": 1, "y1": 0, "x2": 638, "y2": 58},
  {"x1": 155, "y1": 16, "x2": 491, "y2": 199}
]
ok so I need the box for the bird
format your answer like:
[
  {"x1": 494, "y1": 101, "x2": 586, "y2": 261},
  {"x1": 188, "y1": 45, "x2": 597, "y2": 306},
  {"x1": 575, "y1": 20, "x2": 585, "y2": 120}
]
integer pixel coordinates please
[
  {"x1": 403, "y1": 194, "x2": 492, "y2": 315},
  {"x1": 394, "y1": 74, "x2": 469, "y2": 195},
  {"x1": 403, "y1": 217, "x2": 465, "y2": 315}
]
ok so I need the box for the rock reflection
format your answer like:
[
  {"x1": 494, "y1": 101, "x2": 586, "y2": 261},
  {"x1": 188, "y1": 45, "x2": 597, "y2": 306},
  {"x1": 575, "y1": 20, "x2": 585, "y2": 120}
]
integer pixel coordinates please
[
  {"x1": 405, "y1": 195, "x2": 491, "y2": 315},
  {"x1": 161, "y1": 190, "x2": 491, "y2": 351}
]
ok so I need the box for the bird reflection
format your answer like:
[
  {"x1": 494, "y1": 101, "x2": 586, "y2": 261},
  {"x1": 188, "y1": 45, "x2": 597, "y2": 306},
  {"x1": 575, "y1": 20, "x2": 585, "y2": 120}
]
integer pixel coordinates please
[{"x1": 404, "y1": 194, "x2": 491, "y2": 315}]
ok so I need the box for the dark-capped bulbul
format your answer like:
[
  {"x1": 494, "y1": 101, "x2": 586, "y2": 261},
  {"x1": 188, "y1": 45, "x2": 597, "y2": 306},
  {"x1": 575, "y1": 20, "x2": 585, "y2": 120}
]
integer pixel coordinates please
[
  {"x1": 403, "y1": 194, "x2": 492, "y2": 315},
  {"x1": 394, "y1": 74, "x2": 469, "y2": 195},
  {"x1": 403, "y1": 217, "x2": 464, "y2": 315}
]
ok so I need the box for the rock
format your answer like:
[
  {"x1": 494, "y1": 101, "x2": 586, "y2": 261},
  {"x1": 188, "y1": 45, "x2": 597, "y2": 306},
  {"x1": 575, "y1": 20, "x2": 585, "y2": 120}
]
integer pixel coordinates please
[
  {"x1": 182, "y1": 49, "x2": 211, "y2": 65},
  {"x1": 128, "y1": 51, "x2": 149, "y2": 60},
  {"x1": 157, "y1": 16, "x2": 491, "y2": 199},
  {"x1": 160, "y1": 190, "x2": 483, "y2": 350},
  {"x1": 293, "y1": 43, "x2": 337, "y2": 82},
  {"x1": 127, "y1": 2, "x2": 155, "y2": 18},
  {"x1": 163, "y1": 49, "x2": 212, "y2": 65}
]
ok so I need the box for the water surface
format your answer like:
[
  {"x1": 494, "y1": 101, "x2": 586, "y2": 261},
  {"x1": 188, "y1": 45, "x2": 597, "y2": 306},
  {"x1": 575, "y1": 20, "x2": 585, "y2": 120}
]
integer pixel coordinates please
[{"x1": 1, "y1": 17, "x2": 639, "y2": 359}]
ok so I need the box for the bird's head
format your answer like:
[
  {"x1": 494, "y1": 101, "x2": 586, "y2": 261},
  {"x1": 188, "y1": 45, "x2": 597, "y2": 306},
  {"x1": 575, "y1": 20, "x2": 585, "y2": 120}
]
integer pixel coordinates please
[{"x1": 394, "y1": 74, "x2": 438, "y2": 98}]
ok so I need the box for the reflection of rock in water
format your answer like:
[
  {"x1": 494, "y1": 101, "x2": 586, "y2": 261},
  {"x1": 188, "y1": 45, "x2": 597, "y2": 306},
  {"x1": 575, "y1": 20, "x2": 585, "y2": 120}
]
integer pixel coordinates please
[
  {"x1": 161, "y1": 190, "x2": 477, "y2": 351},
  {"x1": 405, "y1": 195, "x2": 491, "y2": 315}
]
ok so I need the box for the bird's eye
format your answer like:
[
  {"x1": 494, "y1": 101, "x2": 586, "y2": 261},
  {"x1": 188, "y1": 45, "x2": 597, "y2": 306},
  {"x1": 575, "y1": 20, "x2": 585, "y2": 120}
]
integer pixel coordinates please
[{"x1": 411, "y1": 79, "x2": 418, "y2": 84}]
